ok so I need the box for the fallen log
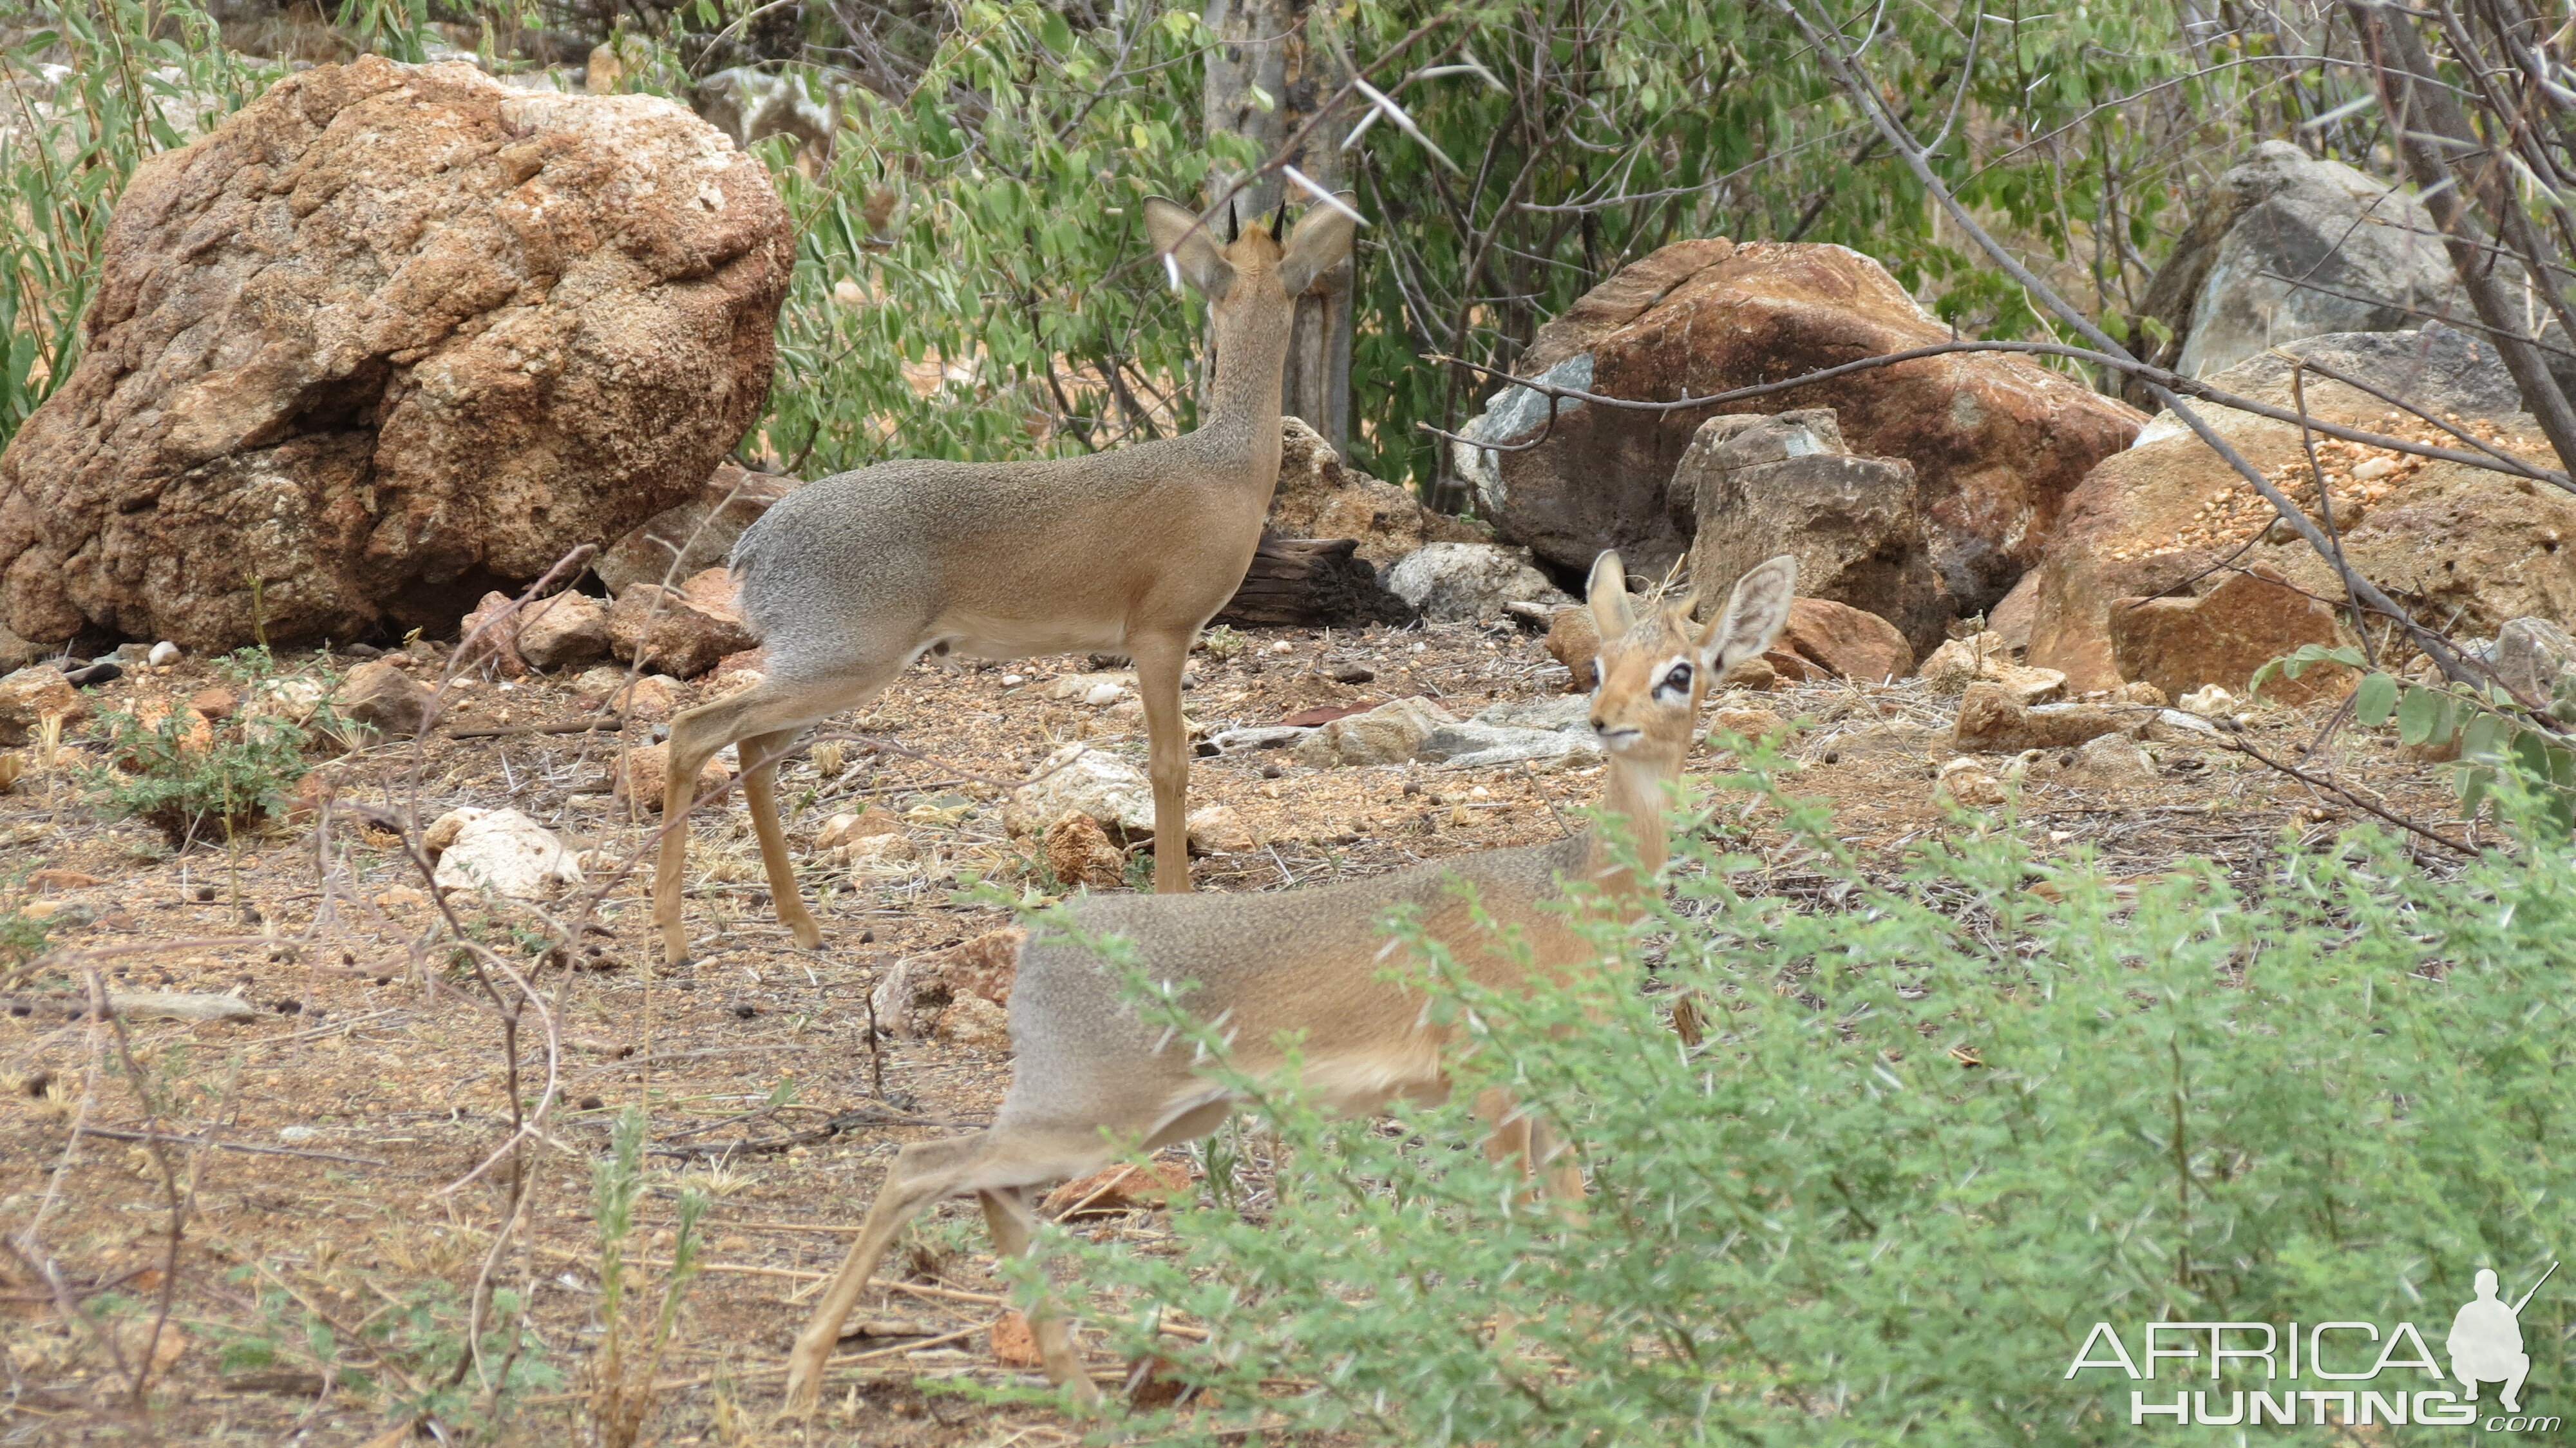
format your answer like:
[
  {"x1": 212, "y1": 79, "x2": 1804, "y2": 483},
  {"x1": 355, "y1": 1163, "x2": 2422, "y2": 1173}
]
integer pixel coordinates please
[{"x1": 1214, "y1": 536, "x2": 1414, "y2": 629}]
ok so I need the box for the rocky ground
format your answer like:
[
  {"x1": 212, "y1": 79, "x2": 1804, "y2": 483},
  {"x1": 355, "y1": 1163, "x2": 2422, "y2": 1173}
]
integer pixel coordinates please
[{"x1": 0, "y1": 614, "x2": 2477, "y2": 1446}]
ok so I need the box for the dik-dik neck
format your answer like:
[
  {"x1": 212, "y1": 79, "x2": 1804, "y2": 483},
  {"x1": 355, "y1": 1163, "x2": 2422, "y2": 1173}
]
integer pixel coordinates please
[
  {"x1": 1578, "y1": 750, "x2": 1679, "y2": 908},
  {"x1": 1195, "y1": 298, "x2": 1294, "y2": 475}
]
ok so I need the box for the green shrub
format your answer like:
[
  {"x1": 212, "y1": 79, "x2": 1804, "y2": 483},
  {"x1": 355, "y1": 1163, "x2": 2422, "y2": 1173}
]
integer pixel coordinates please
[
  {"x1": 81, "y1": 650, "x2": 331, "y2": 844},
  {"x1": 1021, "y1": 755, "x2": 2575, "y2": 1445}
]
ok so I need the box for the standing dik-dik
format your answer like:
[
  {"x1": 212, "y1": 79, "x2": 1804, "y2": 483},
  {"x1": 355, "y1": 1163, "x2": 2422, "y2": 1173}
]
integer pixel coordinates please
[
  {"x1": 780, "y1": 552, "x2": 1798, "y2": 1409},
  {"x1": 651, "y1": 197, "x2": 1359, "y2": 966}
]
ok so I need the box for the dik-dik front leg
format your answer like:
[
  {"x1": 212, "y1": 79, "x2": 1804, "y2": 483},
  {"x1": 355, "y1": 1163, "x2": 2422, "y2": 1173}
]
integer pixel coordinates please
[{"x1": 1130, "y1": 634, "x2": 1195, "y2": 893}]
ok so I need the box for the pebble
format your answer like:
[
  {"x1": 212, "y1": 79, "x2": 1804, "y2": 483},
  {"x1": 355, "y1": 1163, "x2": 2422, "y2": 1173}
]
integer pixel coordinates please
[{"x1": 147, "y1": 641, "x2": 180, "y2": 667}]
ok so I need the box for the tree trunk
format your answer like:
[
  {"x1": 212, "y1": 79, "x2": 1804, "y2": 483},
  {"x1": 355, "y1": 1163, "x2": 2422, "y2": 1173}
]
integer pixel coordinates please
[{"x1": 1200, "y1": 0, "x2": 1355, "y2": 452}]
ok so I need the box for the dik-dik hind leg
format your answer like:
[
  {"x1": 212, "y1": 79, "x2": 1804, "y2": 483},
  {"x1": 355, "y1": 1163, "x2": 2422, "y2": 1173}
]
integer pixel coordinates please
[
  {"x1": 657, "y1": 670, "x2": 896, "y2": 966},
  {"x1": 980, "y1": 1187, "x2": 1101, "y2": 1404},
  {"x1": 737, "y1": 729, "x2": 819, "y2": 950},
  {"x1": 1474, "y1": 1088, "x2": 1585, "y2": 1205},
  {"x1": 1130, "y1": 634, "x2": 1194, "y2": 893}
]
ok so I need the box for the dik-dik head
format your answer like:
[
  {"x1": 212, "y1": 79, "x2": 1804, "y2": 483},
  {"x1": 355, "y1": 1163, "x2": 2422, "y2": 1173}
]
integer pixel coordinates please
[
  {"x1": 1587, "y1": 552, "x2": 1797, "y2": 763},
  {"x1": 1142, "y1": 193, "x2": 1358, "y2": 330}
]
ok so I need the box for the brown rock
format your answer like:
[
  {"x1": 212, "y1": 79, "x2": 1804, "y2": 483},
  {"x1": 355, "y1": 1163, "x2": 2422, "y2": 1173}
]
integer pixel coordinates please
[
  {"x1": 1953, "y1": 683, "x2": 2126, "y2": 752},
  {"x1": 605, "y1": 568, "x2": 757, "y2": 678},
  {"x1": 1718, "y1": 655, "x2": 1779, "y2": 691},
  {"x1": 1270, "y1": 417, "x2": 1486, "y2": 567},
  {"x1": 330, "y1": 660, "x2": 435, "y2": 738},
  {"x1": 0, "y1": 57, "x2": 793, "y2": 654},
  {"x1": 1919, "y1": 633, "x2": 2065, "y2": 703},
  {"x1": 1041, "y1": 1160, "x2": 1193, "y2": 1218},
  {"x1": 187, "y1": 685, "x2": 238, "y2": 721},
  {"x1": 1543, "y1": 606, "x2": 1600, "y2": 691},
  {"x1": 1455, "y1": 240, "x2": 2142, "y2": 605},
  {"x1": 715, "y1": 646, "x2": 768, "y2": 674},
  {"x1": 612, "y1": 743, "x2": 733, "y2": 810},
  {"x1": 1681, "y1": 409, "x2": 1950, "y2": 652},
  {"x1": 594, "y1": 463, "x2": 803, "y2": 596},
  {"x1": 0, "y1": 666, "x2": 87, "y2": 746},
  {"x1": 2109, "y1": 566, "x2": 2354, "y2": 705},
  {"x1": 1709, "y1": 707, "x2": 1789, "y2": 743},
  {"x1": 571, "y1": 667, "x2": 683, "y2": 720},
  {"x1": 2027, "y1": 329, "x2": 2571, "y2": 690},
  {"x1": 1779, "y1": 598, "x2": 1913, "y2": 683},
  {"x1": 516, "y1": 592, "x2": 611, "y2": 671},
  {"x1": 455, "y1": 592, "x2": 529, "y2": 680},
  {"x1": 0, "y1": 622, "x2": 41, "y2": 673},
  {"x1": 1045, "y1": 810, "x2": 1125, "y2": 888}
]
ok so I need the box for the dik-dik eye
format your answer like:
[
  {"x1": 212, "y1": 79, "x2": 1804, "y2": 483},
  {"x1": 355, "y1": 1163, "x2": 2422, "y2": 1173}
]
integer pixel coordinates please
[{"x1": 1656, "y1": 662, "x2": 1693, "y2": 698}]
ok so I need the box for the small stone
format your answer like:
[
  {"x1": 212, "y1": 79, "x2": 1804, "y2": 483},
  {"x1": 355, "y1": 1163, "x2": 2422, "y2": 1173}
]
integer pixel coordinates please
[
  {"x1": 1709, "y1": 707, "x2": 1790, "y2": 743},
  {"x1": 1044, "y1": 811, "x2": 1126, "y2": 888},
  {"x1": 2061, "y1": 733, "x2": 2156, "y2": 786},
  {"x1": 612, "y1": 744, "x2": 734, "y2": 810},
  {"x1": 1919, "y1": 632, "x2": 2065, "y2": 703},
  {"x1": 188, "y1": 685, "x2": 238, "y2": 721},
  {"x1": 455, "y1": 591, "x2": 529, "y2": 679},
  {"x1": 0, "y1": 665, "x2": 88, "y2": 745},
  {"x1": 1935, "y1": 757, "x2": 2005, "y2": 806},
  {"x1": 1003, "y1": 745, "x2": 1155, "y2": 837},
  {"x1": 845, "y1": 832, "x2": 919, "y2": 876},
  {"x1": 990, "y1": 1311, "x2": 1044, "y2": 1368},
  {"x1": 332, "y1": 660, "x2": 436, "y2": 738},
  {"x1": 1294, "y1": 696, "x2": 1457, "y2": 768},
  {"x1": 516, "y1": 591, "x2": 612, "y2": 671},
  {"x1": 933, "y1": 994, "x2": 1010, "y2": 1050},
  {"x1": 430, "y1": 809, "x2": 583, "y2": 900},
  {"x1": 2178, "y1": 684, "x2": 2237, "y2": 718},
  {"x1": 814, "y1": 808, "x2": 904, "y2": 849},
  {"x1": 1328, "y1": 663, "x2": 1376, "y2": 684},
  {"x1": 604, "y1": 568, "x2": 758, "y2": 678},
  {"x1": 1084, "y1": 681, "x2": 1125, "y2": 707},
  {"x1": 146, "y1": 641, "x2": 180, "y2": 667},
  {"x1": 1185, "y1": 804, "x2": 1255, "y2": 853},
  {"x1": 1953, "y1": 682, "x2": 2126, "y2": 752},
  {"x1": 1717, "y1": 655, "x2": 1779, "y2": 692},
  {"x1": 423, "y1": 808, "x2": 484, "y2": 859}
]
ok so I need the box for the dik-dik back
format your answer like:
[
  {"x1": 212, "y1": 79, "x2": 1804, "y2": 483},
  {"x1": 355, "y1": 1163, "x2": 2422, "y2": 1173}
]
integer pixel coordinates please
[{"x1": 1009, "y1": 832, "x2": 1595, "y2": 1127}]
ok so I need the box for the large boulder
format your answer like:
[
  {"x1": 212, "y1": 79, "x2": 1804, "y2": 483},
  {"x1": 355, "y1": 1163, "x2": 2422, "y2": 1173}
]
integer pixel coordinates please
[
  {"x1": 1452, "y1": 239, "x2": 2143, "y2": 607},
  {"x1": 594, "y1": 462, "x2": 802, "y2": 597},
  {"x1": 2137, "y1": 142, "x2": 2468, "y2": 397},
  {"x1": 1271, "y1": 417, "x2": 1486, "y2": 568},
  {"x1": 2027, "y1": 327, "x2": 2576, "y2": 691},
  {"x1": 0, "y1": 57, "x2": 793, "y2": 653},
  {"x1": 1681, "y1": 409, "x2": 1948, "y2": 653},
  {"x1": 2109, "y1": 566, "x2": 2354, "y2": 705}
]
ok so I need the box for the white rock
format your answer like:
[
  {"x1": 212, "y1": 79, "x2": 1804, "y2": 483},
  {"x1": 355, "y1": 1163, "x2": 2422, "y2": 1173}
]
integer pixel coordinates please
[
  {"x1": 1001, "y1": 674, "x2": 1026, "y2": 687},
  {"x1": 1084, "y1": 682, "x2": 1126, "y2": 707},
  {"x1": 1294, "y1": 697, "x2": 1459, "y2": 767},
  {"x1": 108, "y1": 992, "x2": 257, "y2": 1023},
  {"x1": 146, "y1": 641, "x2": 181, "y2": 667},
  {"x1": 246, "y1": 676, "x2": 329, "y2": 723},
  {"x1": 2064, "y1": 734, "x2": 2156, "y2": 785},
  {"x1": 1383, "y1": 542, "x2": 1572, "y2": 621},
  {"x1": 1417, "y1": 720, "x2": 1603, "y2": 769},
  {"x1": 1003, "y1": 744, "x2": 1155, "y2": 836},
  {"x1": 1473, "y1": 695, "x2": 1593, "y2": 732},
  {"x1": 2179, "y1": 684, "x2": 2238, "y2": 717},
  {"x1": 1935, "y1": 757, "x2": 2005, "y2": 806},
  {"x1": 431, "y1": 808, "x2": 583, "y2": 900},
  {"x1": 1048, "y1": 669, "x2": 1134, "y2": 700}
]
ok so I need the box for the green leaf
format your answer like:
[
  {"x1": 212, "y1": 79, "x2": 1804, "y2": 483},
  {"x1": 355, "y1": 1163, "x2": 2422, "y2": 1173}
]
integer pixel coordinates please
[
  {"x1": 1038, "y1": 8, "x2": 1074, "y2": 55},
  {"x1": 2353, "y1": 672, "x2": 2399, "y2": 728},
  {"x1": 2398, "y1": 685, "x2": 2444, "y2": 746}
]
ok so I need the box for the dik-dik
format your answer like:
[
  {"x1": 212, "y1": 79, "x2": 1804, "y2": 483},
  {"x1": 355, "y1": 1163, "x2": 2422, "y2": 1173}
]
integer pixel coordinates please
[
  {"x1": 781, "y1": 552, "x2": 1798, "y2": 1409},
  {"x1": 652, "y1": 197, "x2": 1359, "y2": 966}
]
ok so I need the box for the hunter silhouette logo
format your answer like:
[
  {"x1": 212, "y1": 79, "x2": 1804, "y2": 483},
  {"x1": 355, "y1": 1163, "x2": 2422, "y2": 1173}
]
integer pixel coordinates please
[
  {"x1": 2065, "y1": 1260, "x2": 2559, "y2": 1431},
  {"x1": 2452, "y1": 1263, "x2": 2555, "y2": 1415}
]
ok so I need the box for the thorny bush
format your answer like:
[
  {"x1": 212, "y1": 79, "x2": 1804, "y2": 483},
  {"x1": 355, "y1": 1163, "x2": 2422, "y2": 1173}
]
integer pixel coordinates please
[{"x1": 1007, "y1": 745, "x2": 2574, "y2": 1445}]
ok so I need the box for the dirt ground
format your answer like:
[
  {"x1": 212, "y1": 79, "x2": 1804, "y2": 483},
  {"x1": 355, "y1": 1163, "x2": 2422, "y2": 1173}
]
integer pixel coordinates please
[{"x1": 0, "y1": 613, "x2": 2477, "y2": 1445}]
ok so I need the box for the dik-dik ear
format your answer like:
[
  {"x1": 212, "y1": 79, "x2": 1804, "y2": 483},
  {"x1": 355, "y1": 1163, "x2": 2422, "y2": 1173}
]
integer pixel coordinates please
[
  {"x1": 1143, "y1": 196, "x2": 1235, "y2": 301},
  {"x1": 1586, "y1": 551, "x2": 1636, "y2": 643},
  {"x1": 1697, "y1": 555, "x2": 1797, "y2": 671},
  {"x1": 1276, "y1": 192, "x2": 1359, "y2": 298}
]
